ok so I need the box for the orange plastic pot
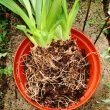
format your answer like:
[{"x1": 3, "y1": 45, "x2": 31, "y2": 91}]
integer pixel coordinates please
[{"x1": 14, "y1": 28, "x2": 102, "y2": 110}]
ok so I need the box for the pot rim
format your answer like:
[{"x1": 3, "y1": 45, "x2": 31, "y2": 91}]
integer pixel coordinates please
[{"x1": 13, "y1": 28, "x2": 102, "y2": 110}]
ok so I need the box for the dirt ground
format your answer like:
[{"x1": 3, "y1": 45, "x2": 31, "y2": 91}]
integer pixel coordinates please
[{"x1": 1, "y1": 0, "x2": 110, "y2": 110}]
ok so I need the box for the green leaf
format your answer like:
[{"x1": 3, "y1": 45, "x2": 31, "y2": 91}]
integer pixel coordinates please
[
  {"x1": 54, "y1": 25, "x2": 63, "y2": 40},
  {"x1": 0, "y1": 0, "x2": 36, "y2": 31},
  {"x1": 16, "y1": 25, "x2": 38, "y2": 45},
  {"x1": 62, "y1": 0, "x2": 68, "y2": 20},
  {"x1": 0, "y1": 0, "x2": 80, "y2": 47},
  {"x1": 49, "y1": 19, "x2": 63, "y2": 33},
  {"x1": 103, "y1": 29, "x2": 110, "y2": 35},
  {"x1": 0, "y1": 52, "x2": 7, "y2": 58},
  {"x1": 3, "y1": 30, "x2": 7, "y2": 37},
  {"x1": 102, "y1": 47, "x2": 110, "y2": 61},
  {"x1": 102, "y1": 99, "x2": 110, "y2": 105},
  {"x1": 60, "y1": 0, "x2": 69, "y2": 34},
  {"x1": 0, "y1": 34, "x2": 3, "y2": 42},
  {"x1": 30, "y1": 0, "x2": 42, "y2": 29},
  {"x1": 65, "y1": 0, "x2": 80, "y2": 39},
  {"x1": 18, "y1": 0, "x2": 35, "y2": 24},
  {"x1": 0, "y1": 20, "x2": 8, "y2": 29},
  {"x1": 0, "y1": 68, "x2": 4, "y2": 75},
  {"x1": 0, "y1": 64, "x2": 13, "y2": 76},
  {"x1": 47, "y1": 0, "x2": 62, "y2": 31},
  {"x1": 4, "y1": 64, "x2": 13, "y2": 76},
  {"x1": 105, "y1": 83, "x2": 110, "y2": 89},
  {"x1": 18, "y1": 0, "x2": 25, "y2": 6},
  {"x1": 41, "y1": 0, "x2": 47, "y2": 30}
]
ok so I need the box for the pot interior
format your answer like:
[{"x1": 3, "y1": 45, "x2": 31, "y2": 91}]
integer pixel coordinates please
[{"x1": 14, "y1": 29, "x2": 101, "y2": 110}]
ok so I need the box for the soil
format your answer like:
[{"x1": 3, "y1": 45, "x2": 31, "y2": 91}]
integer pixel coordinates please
[
  {"x1": 24, "y1": 40, "x2": 90, "y2": 108},
  {"x1": 0, "y1": 14, "x2": 10, "y2": 110},
  {"x1": 1, "y1": 0, "x2": 110, "y2": 110},
  {"x1": 0, "y1": 74, "x2": 8, "y2": 109}
]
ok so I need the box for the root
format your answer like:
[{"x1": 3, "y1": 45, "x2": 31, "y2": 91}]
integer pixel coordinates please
[{"x1": 23, "y1": 40, "x2": 91, "y2": 108}]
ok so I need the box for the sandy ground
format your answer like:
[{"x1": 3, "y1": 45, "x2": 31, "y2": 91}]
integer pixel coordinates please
[{"x1": 1, "y1": 0, "x2": 110, "y2": 110}]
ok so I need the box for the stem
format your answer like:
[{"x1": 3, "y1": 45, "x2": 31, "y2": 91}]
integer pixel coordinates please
[
  {"x1": 94, "y1": 16, "x2": 110, "y2": 44},
  {"x1": 82, "y1": 0, "x2": 92, "y2": 32}
]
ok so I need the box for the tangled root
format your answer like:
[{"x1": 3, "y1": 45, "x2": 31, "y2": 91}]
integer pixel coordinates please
[{"x1": 23, "y1": 40, "x2": 90, "y2": 108}]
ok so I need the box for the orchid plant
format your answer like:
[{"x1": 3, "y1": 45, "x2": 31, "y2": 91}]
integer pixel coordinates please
[{"x1": 0, "y1": 0, "x2": 80, "y2": 47}]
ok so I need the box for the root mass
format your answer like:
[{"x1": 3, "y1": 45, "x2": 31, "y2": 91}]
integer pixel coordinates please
[{"x1": 24, "y1": 40, "x2": 90, "y2": 108}]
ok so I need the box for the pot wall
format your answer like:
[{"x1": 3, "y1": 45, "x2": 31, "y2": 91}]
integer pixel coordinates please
[{"x1": 14, "y1": 28, "x2": 102, "y2": 110}]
